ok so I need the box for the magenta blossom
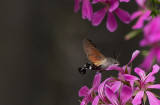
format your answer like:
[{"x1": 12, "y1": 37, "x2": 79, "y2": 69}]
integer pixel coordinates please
[
  {"x1": 92, "y1": 85, "x2": 132, "y2": 105},
  {"x1": 97, "y1": 77, "x2": 122, "y2": 104},
  {"x1": 92, "y1": 0, "x2": 131, "y2": 32},
  {"x1": 106, "y1": 50, "x2": 140, "y2": 74},
  {"x1": 131, "y1": 0, "x2": 151, "y2": 29},
  {"x1": 74, "y1": 0, "x2": 93, "y2": 21},
  {"x1": 124, "y1": 64, "x2": 160, "y2": 105},
  {"x1": 105, "y1": 85, "x2": 132, "y2": 105},
  {"x1": 140, "y1": 16, "x2": 160, "y2": 70},
  {"x1": 78, "y1": 50, "x2": 160, "y2": 105},
  {"x1": 79, "y1": 73, "x2": 101, "y2": 104},
  {"x1": 106, "y1": 50, "x2": 140, "y2": 88}
]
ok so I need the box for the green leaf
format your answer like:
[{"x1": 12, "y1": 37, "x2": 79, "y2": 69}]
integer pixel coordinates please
[
  {"x1": 125, "y1": 30, "x2": 142, "y2": 40},
  {"x1": 151, "y1": 9, "x2": 159, "y2": 17},
  {"x1": 141, "y1": 50, "x2": 149, "y2": 57},
  {"x1": 130, "y1": 62, "x2": 132, "y2": 73}
]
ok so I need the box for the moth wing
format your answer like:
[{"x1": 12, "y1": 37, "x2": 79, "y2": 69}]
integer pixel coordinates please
[{"x1": 82, "y1": 39, "x2": 106, "y2": 66}]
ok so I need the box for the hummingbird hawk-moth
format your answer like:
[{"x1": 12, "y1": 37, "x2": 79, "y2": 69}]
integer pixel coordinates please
[{"x1": 78, "y1": 39, "x2": 120, "y2": 74}]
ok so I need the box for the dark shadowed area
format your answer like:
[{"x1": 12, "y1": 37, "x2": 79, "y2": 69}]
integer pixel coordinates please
[{"x1": 1, "y1": 0, "x2": 160, "y2": 105}]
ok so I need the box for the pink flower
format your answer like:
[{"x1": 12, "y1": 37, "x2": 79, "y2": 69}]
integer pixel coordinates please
[
  {"x1": 74, "y1": 0, "x2": 93, "y2": 21},
  {"x1": 106, "y1": 50, "x2": 140, "y2": 74},
  {"x1": 97, "y1": 78, "x2": 122, "y2": 104},
  {"x1": 124, "y1": 64, "x2": 160, "y2": 105},
  {"x1": 78, "y1": 50, "x2": 160, "y2": 105},
  {"x1": 131, "y1": 0, "x2": 151, "y2": 29},
  {"x1": 92, "y1": 0, "x2": 131, "y2": 32},
  {"x1": 105, "y1": 85, "x2": 132, "y2": 105},
  {"x1": 140, "y1": 16, "x2": 160, "y2": 46},
  {"x1": 140, "y1": 16, "x2": 160, "y2": 70},
  {"x1": 92, "y1": 74, "x2": 132, "y2": 105},
  {"x1": 92, "y1": 84, "x2": 132, "y2": 105},
  {"x1": 78, "y1": 73, "x2": 101, "y2": 104},
  {"x1": 106, "y1": 50, "x2": 140, "y2": 88}
]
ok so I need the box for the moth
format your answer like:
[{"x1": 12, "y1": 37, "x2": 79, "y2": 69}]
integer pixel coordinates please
[{"x1": 78, "y1": 39, "x2": 120, "y2": 74}]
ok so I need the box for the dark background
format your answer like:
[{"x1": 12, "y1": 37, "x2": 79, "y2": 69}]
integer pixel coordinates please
[{"x1": 1, "y1": 0, "x2": 160, "y2": 105}]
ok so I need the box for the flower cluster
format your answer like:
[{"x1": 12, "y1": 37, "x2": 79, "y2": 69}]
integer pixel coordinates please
[
  {"x1": 128, "y1": 0, "x2": 160, "y2": 71},
  {"x1": 131, "y1": 0, "x2": 151, "y2": 29},
  {"x1": 140, "y1": 16, "x2": 160, "y2": 70},
  {"x1": 74, "y1": 0, "x2": 131, "y2": 32},
  {"x1": 79, "y1": 50, "x2": 160, "y2": 105},
  {"x1": 72, "y1": 0, "x2": 160, "y2": 104}
]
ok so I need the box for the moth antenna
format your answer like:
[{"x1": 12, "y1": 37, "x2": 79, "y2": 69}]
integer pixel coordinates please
[
  {"x1": 116, "y1": 52, "x2": 121, "y2": 60},
  {"x1": 114, "y1": 51, "x2": 116, "y2": 59},
  {"x1": 114, "y1": 51, "x2": 121, "y2": 60}
]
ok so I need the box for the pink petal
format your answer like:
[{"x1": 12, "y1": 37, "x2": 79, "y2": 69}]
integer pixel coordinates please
[
  {"x1": 120, "y1": 85, "x2": 132, "y2": 105},
  {"x1": 147, "y1": 64, "x2": 160, "y2": 78},
  {"x1": 92, "y1": 7, "x2": 107, "y2": 26},
  {"x1": 92, "y1": 73, "x2": 101, "y2": 89},
  {"x1": 143, "y1": 17, "x2": 152, "y2": 36},
  {"x1": 105, "y1": 86, "x2": 119, "y2": 105},
  {"x1": 140, "y1": 49, "x2": 155, "y2": 70},
  {"x1": 151, "y1": 16, "x2": 160, "y2": 32},
  {"x1": 122, "y1": 65, "x2": 131, "y2": 73},
  {"x1": 110, "y1": 81, "x2": 121, "y2": 93},
  {"x1": 74, "y1": 0, "x2": 81, "y2": 13},
  {"x1": 80, "y1": 101, "x2": 86, "y2": 105},
  {"x1": 139, "y1": 39, "x2": 148, "y2": 46},
  {"x1": 131, "y1": 10, "x2": 142, "y2": 20},
  {"x1": 92, "y1": 96, "x2": 99, "y2": 105},
  {"x1": 145, "y1": 76, "x2": 155, "y2": 84},
  {"x1": 87, "y1": 87, "x2": 94, "y2": 102},
  {"x1": 109, "y1": 0, "x2": 119, "y2": 12},
  {"x1": 132, "y1": 10, "x2": 151, "y2": 29},
  {"x1": 105, "y1": 65, "x2": 123, "y2": 73},
  {"x1": 151, "y1": 63, "x2": 160, "y2": 73},
  {"x1": 115, "y1": 8, "x2": 131, "y2": 24},
  {"x1": 148, "y1": 84, "x2": 160, "y2": 89},
  {"x1": 134, "y1": 67, "x2": 146, "y2": 81},
  {"x1": 132, "y1": 91, "x2": 144, "y2": 105},
  {"x1": 123, "y1": 74, "x2": 139, "y2": 81},
  {"x1": 82, "y1": 96, "x2": 90, "y2": 103},
  {"x1": 79, "y1": 86, "x2": 89, "y2": 96},
  {"x1": 106, "y1": 12, "x2": 117, "y2": 32},
  {"x1": 128, "y1": 50, "x2": 140, "y2": 65},
  {"x1": 143, "y1": 10, "x2": 151, "y2": 21},
  {"x1": 132, "y1": 15, "x2": 144, "y2": 29},
  {"x1": 82, "y1": 0, "x2": 93, "y2": 21},
  {"x1": 146, "y1": 91, "x2": 160, "y2": 105},
  {"x1": 120, "y1": 0, "x2": 130, "y2": 2},
  {"x1": 136, "y1": 0, "x2": 146, "y2": 7},
  {"x1": 148, "y1": 32, "x2": 160, "y2": 44},
  {"x1": 98, "y1": 78, "x2": 112, "y2": 103}
]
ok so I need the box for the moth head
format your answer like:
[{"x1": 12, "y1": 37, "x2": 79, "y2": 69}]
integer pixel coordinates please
[{"x1": 107, "y1": 57, "x2": 120, "y2": 66}]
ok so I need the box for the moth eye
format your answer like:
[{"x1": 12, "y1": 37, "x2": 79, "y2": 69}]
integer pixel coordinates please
[{"x1": 113, "y1": 61, "x2": 117, "y2": 64}]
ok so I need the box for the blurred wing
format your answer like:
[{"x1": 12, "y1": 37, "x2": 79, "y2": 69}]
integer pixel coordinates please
[{"x1": 82, "y1": 39, "x2": 106, "y2": 66}]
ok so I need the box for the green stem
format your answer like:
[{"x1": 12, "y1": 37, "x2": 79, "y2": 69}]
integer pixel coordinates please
[
  {"x1": 151, "y1": 0, "x2": 159, "y2": 17},
  {"x1": 152, "y1": 0, "x2": 155, "y2": 8}
]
